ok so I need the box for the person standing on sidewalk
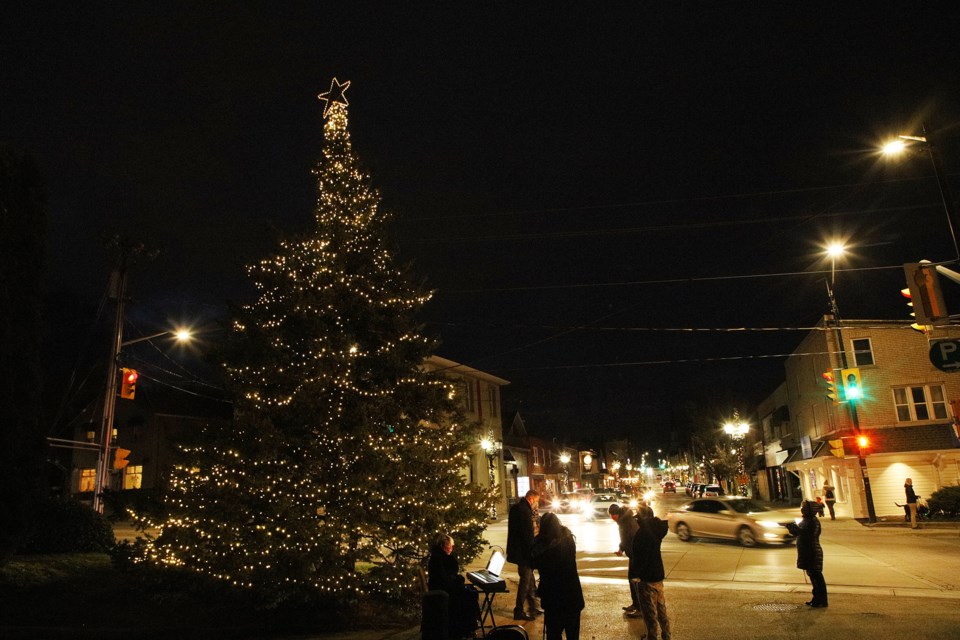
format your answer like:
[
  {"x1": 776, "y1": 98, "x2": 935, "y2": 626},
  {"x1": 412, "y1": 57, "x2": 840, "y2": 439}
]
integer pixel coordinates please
[
  {"x1": 609, "y1": 503, "x2": 641, "y2": 614},
  {"x1": 905, "y1": 478, "x2": 919, "y2": 529},
  {"x1": 786, "y1": 501, "x2": 828, "y2": 607},
  {"x1": 823, "y1": 482, "x2": 836, "y2": 520},
  {"x1": 531, "y1": 512, "x2": 584, "y2": 640},
  {"x1": 626, "y1": 510, "x2": 671, "y2": 640},
  {"x1": 507, "y1": 489, "x2": 541, "y2": 621}
]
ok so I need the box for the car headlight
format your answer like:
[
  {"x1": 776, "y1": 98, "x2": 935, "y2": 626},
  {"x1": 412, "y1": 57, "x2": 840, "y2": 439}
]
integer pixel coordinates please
[
  {"x1": 628, "y1": 498, "x2": 638, "y2": 509},
  {"x1": 758, "y1": 520, "x2": 783, "y2": 529}
]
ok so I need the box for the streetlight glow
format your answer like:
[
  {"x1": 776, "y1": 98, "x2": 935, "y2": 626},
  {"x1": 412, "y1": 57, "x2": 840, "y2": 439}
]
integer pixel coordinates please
[
  {"x1": 826, "y1": 242, "x2": 846, "y2": 259},
  {"x1": 882, "y1": 139, "x2": 906, "y2": 155}
]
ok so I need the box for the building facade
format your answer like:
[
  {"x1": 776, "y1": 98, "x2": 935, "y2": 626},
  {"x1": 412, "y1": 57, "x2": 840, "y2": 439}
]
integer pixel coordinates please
[{"x1": 757, "y1": 317, "x2": 960, "y2": 518}]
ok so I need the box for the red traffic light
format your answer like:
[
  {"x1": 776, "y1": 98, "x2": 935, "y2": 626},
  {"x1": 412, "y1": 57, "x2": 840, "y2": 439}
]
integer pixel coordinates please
[{"x1": 120, "y1": 368, "x2": 139, "y2": 399}]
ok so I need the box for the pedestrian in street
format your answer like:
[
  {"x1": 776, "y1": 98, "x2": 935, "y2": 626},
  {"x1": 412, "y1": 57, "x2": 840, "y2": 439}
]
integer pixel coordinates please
[
  {"x1": 507, "y1": 489, "x2": 542, "y2": 621},
  {"x1": 823, "y1": 482, "x2": 836, "y2": 520},
  {"x1": 786, "y1": 501, "x2": 828, "y2": 608},
  {"x1": 531, "y1": 511, "x2": 584, "y2": 640},
  {"x1": 626, "y1": 510, "x2": 671, "y2": 640},
  {"x1": 427, "y1": 533, "x2": 481, "y2": 640},
  {"x1": 609, "y1": 503, "x2": 641, "y2": 614},
  {"x1": 905, "y1": 478, "x2": 920, "y2": 529}
]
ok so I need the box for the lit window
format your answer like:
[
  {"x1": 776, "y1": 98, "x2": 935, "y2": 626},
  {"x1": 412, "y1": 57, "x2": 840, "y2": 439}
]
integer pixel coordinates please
[
  {"x1": 123, "y1": 465, "x2": 143, "y2": 490},
  {"x1": 852, "y1": 338, "x2": 874, "y2": 366},
  {"x1": 79, "y1": 468, "x2": 96, "y2": 492},
  {"x1": 893, "y1": 385, "x2": 948, "y2": 422}
]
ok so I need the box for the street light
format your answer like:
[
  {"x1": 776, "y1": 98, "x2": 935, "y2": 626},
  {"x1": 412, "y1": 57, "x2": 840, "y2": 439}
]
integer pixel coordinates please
[
  {"x1": 92, "y1": 327, "x2": 192, "y2": 513},
  {"x1": 882, "y1": 127, "x2": 960, "y2": 261},
  {"x1": 819, "y1": 242, "x2": 878, "y2": 523},
  {"x1": 480, "y1": 435, "x2": 501, "y2": 519}
]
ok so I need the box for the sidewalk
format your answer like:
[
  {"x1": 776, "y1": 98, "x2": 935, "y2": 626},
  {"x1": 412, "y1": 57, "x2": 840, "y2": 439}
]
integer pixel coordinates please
[{"x1": 301, "y1": 581, "x2": 960, "y2": 640}]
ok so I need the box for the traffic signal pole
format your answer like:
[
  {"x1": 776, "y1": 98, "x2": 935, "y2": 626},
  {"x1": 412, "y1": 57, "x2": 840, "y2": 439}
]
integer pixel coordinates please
[
  {"x1": 826, "y1": 281, "x2": 877, "y2": 523},
  {"x1": 92, "y1": 265, "x2": 128, "y2": 514}
]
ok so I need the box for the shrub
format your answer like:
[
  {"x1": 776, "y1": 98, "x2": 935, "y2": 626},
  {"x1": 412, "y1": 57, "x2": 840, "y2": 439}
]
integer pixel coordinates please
[
  {"x1": 19, "y1": 497, "x2": 115, "y2": 554},
  {"x1": 927, "y1": 485, "x2": 960, "y2": 519}
]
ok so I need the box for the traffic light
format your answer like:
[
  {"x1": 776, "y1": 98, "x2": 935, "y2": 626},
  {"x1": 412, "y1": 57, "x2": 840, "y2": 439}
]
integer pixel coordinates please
[
  {"x1": 113, "y1": 447, "x2": 131, "y2": 470},
  {"x1": 857, "y1": 435, "x2": 869, "y2": 450},
  {"x1": 828, "y1": 438, "x2": 845, "y2": 458},
  {"x1": 903, "y1": 262, "x2": 948, "y2": 326},
  {"x1": 822, "y1": 370, "x2": 839, "y2": 405},
  {"x1": 841, "y1": 367, "x2": 862, "y2": 400},
  {"x1": 120, "y1": 368, "x2": 138, "y2": 399}
]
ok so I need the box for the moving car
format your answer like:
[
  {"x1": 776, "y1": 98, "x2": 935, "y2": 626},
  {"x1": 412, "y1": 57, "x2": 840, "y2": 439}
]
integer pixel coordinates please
[
  {"x1": 665, "y1": 496, "x2": 797, "y2": 547},
  {"x1": 583, "y1": 493, "x2": 620, "y2": 519},
  {"x1": 662, "y1": 481, "x2": 677, "y2": 493},
  {"x1": 558, "y1": 492, "x2": 581, "y2": 513}
]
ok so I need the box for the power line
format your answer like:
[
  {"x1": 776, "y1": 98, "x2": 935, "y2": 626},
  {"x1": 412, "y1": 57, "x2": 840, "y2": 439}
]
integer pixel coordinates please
[
  {"x1": 403, "y1": 175, "x2": 945, "y2": 222},
  {"x1": 436, "y1": 263, "x2": 903, "y2": 294}
]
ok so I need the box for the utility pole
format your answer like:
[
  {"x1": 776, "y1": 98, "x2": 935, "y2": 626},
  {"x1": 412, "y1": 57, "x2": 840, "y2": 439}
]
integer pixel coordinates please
[
  {"x1": 92, "y1": 239, "x2": 153, "y2": 514},
  {"x1": 825, "y1": 284, "x2": 877, "y2": 523},
  {"x1": 92, "y1": 262, "x2": 127, "y2": 514}
]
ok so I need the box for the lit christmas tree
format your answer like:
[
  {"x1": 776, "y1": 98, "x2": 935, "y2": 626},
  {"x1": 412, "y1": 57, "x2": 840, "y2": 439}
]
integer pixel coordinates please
[{"x1": 140, "y1": 79, "x2": 493, "y2": 607}]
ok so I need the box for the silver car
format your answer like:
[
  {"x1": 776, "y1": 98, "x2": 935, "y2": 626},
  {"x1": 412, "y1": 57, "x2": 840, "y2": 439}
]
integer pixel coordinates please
[{"x1": 666, "y1": 497, "x2": 797, "y2": 547}]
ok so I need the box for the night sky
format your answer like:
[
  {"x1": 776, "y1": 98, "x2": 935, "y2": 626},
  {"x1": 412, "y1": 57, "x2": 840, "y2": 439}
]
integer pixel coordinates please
[{"x1": 4, "y1": 4, "x2": 960, "y2": 446}]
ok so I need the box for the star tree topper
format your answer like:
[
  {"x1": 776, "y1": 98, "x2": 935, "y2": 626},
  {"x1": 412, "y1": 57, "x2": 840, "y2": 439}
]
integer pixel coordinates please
[{"x1": 318, "y1": 77, "x2": 351, "y2": 118}]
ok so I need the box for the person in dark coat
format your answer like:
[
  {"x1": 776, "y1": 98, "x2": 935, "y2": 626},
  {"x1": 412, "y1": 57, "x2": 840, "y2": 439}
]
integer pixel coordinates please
[
  {"x1": 531, "y1": 511, "x2": 584, "y2": 640},
  {"x1": 609, "y1": 503, "x2": 641, "y2": 613},
  {"x1": 427, "y1": 533, "x2": 480, "y2": 639},
  {"x1": 626, "y1": 512, "x2": 671, "y2": 640},
  {"x1": 905, "y1": 478, "x2": 919, "y2": 529},
  {"x1": 507, "y1": 489, "x2": 541, "y2": 620},
  {"x1": 786, "y1": 501, "x2": 827, "y2": 607}
]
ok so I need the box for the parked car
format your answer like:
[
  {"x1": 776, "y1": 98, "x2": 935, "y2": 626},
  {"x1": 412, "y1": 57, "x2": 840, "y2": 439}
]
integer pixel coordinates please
[
  {"x1": 702, "y1": 484, "x2": 724, "y2": 497},
  {"x1": 583, "y1": 493, "x2": 620, "y2": 519},
  {"x1": 662, "y1": 481, "x2": 677, "y2": 493},
  {"x1": 684, "y1": 481, "x2": 695, "y2": 496},
  {"x1": 665, "y1": 497, "x2": 798, "y2": 547},
  {"x1": 691, "y1": 483, "x2": 707, "y2": 498}
]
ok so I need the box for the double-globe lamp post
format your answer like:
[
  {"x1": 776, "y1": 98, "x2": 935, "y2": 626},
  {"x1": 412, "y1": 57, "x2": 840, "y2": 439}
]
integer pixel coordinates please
[
  {"x1": 723, "y1": 412, "x2": 749, "y2": 496},
  {"x1": 480, "y1": 436, "x2": 501, "y2": 520},
  {"x1": 559, "y1": 452, "x2": 571, "y2": 493}
]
